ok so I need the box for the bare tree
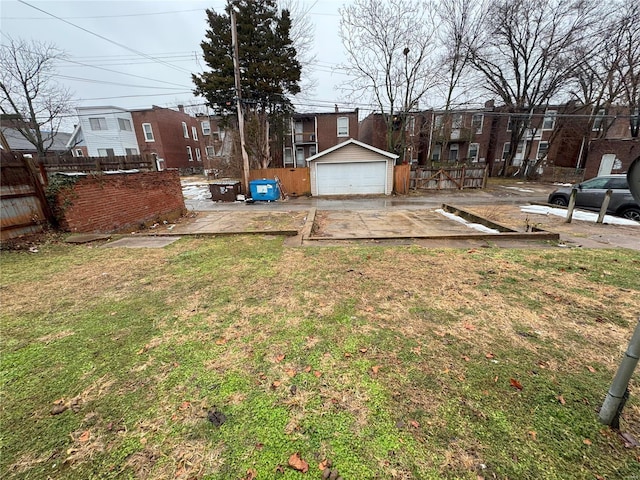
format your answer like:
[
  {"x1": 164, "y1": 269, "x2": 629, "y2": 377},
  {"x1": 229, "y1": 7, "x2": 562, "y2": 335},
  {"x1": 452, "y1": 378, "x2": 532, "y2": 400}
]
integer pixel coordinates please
[
  {"x1": 468, "y1": 0, "x2": 601, "y2": 176},
  {"x1": 279, "y1": 0, "x2": 317, "y2": 99},
  {"x1": 339, "y1": 0, "x2": 439, "y2": 161},
  {"x1": 0, "y1": 37, "x2": 74, "y2": 158},
  {"x1": 614, "y1": 3, "x2": 640, "y2": 137}
]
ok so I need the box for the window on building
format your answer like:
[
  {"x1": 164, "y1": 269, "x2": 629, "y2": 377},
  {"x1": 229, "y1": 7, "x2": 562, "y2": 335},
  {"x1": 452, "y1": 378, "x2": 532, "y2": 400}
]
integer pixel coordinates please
[
  {"x1": 97, "y1": 148, "x2": 115, "y2": 157},
  {"x1": 125, "y1": 148, "x2": 138, "y2": 156},
  {"x1": 309, "y1": 145, "x2": 317, "y2": 157},
  {"x1": 405, "y1": 115, "x2": 416, "y2": 135},
  {"x1": 284, "y1": 147, "x2": 293, "y2": 166},
  {"x1": 472, "y1": 114, "x2": 484, "y2": 134},
  {"x1": 75, "y1": 149, "x2": 84, "y2": 157},
  {"x1": 206, "y1": 146, "x2": 215, "y2": 157},
  {"x1": 593, "y1": 108, "x2": 606, "y2": 131},
  {"x1": 468, "y1": 143, "x2": 479, "y2": 161},
  {"x1": 449, "y1": 143, "x2": 459, "y2": 161},
  {"x1": 432, "y1": 144, "x2": 442, "y2": 162},
  {"x1": 452, "y1": 113, "x2": 463, "y2": 129},
  {"x1": 542, "y1": 111, "x2": 556, "y2": 130},
  {"x1": 502, "y1": 142, "x2": 511, "y2": 160},
  {"x1": 182, "y1": 122, "x2": 189, "y2": 138},
  {"x1": 507, "y1": 116, "x2": 514, "y2": 131},
  {"x1": 196, "y1": 148, "x2": 201, "y2": 162},
  {"x1": 296, "y1": 147, "x2": 305, "y2": 167},
  {"x1": 537, "y1": 141, "x2": 549, "y2": 158},
  {"x1": 118, "y1": 118, "x2": 132, "y2": 131},
  {"x1": 142, "y1": 123, "x2": 154, "y2": 141},
  {"x1": 201, "y1": 121, "x2": 211, "y2": 135},
  {"x1": 337, "y1": 117, "x2": 349, "y2": 137},
  {"x1": 294, "y1": 121, "x2": 303, "y2": 142},
  {"x1": 89, "y1": 117, "x2": 107, "y2": 130},
  {"x1": 187, "y1": 146, "x2": 193, "y2": 161},
  {"x1": 192, "y1": 126, "x2": 198, "y2": 141},
  {"x1": 434, "y1": 115, "x2": 443, "y2": 129}
]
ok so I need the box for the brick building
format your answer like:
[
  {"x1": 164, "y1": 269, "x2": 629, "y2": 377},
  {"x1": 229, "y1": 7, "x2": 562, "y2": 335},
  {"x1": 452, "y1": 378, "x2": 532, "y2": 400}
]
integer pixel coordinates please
[
  {"x1": 283, "y1": 109, "x2": 359, "y2": 167},
  {"x1": 131, "y1": 105, "x2": 207, "y2": 173}
]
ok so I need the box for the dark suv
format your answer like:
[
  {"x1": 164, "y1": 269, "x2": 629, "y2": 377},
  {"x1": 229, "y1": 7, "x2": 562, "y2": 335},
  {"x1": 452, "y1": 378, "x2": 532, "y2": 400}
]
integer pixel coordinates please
[{"x1": 548, "y1": 174, "x2": 640, "y2": 221}]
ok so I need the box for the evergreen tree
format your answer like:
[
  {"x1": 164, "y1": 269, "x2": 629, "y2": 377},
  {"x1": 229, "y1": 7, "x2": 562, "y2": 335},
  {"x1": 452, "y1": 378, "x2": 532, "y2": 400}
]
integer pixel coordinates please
[{"x1": 193, "y1": 0, "x2": 301, "y2": 167}]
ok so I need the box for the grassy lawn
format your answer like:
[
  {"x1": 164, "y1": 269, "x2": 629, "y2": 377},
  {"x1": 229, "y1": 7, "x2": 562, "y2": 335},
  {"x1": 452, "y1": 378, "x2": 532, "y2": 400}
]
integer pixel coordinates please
[{"x1": 1, "y1": 236, "x2": 639, "y2": 479}]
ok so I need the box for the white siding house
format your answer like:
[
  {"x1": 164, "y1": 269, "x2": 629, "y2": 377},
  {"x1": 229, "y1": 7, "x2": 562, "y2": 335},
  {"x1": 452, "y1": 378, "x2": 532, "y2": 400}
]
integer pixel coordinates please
[
  {"x1": 71, "y1": 106, "x2": 139, "y2": 157},
  {"x1": 306, "y1": 139, "x2": 397, "y2": 196}
]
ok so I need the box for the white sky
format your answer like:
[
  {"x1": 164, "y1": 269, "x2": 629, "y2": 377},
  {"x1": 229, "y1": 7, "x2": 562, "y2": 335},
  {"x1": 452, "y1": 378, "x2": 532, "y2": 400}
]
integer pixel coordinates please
[{"x1": 0, "y1": 0, "x2": 355, "y2": 128}]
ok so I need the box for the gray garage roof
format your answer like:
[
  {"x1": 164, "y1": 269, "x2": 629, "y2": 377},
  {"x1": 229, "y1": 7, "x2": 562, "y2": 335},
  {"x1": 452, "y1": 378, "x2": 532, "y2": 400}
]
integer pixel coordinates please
[{"x1": 0, "y1": 127, "x2": 73, "y2": 153}]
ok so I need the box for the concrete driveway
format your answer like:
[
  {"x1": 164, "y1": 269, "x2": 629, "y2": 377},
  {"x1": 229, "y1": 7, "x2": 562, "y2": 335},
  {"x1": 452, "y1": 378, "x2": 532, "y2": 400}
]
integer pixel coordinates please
[{"x1": 142, "y1": 179, "x2": 639, "y2": 250}]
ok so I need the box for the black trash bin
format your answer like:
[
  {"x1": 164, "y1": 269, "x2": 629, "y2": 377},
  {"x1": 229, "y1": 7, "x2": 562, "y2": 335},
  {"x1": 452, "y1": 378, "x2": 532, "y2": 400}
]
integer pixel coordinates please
[{"x1": 209, "y1": 181, "x2": 241, "y2": 202}]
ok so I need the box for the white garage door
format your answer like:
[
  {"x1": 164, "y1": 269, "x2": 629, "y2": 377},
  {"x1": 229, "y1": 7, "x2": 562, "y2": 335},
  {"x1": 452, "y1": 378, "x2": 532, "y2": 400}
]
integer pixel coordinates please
[{"x1": 316, "y1": 161, "x2": 387, "y2": 195}]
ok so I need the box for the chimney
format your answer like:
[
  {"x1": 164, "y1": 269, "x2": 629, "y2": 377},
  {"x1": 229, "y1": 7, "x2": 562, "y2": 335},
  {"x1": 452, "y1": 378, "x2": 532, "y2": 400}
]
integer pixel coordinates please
[
  {"x1": 334, "y1": 104, "x2": 338, "y2": 113},
  {"x1": 178, "y1": 104, "x2": 184, "y2": 113},
  {"x1": 484, "y1": 99, "x2": 495, "y2": 110}
]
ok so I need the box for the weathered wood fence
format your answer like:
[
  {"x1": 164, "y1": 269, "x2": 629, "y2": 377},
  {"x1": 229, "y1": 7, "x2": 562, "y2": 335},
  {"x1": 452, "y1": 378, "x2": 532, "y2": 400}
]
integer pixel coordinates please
[
  {"x1": 411, "y1": 165, "x2": 488, "y2": 190},
  {"x1": 1, "y1": 151, "x2": 51, "y2": 240},
  {"x1": 249, "y1": 167, "x2": 310, "y2": 196},
  {"x1": 39, "y1": 154, "x2": 156, "y2": 175}
]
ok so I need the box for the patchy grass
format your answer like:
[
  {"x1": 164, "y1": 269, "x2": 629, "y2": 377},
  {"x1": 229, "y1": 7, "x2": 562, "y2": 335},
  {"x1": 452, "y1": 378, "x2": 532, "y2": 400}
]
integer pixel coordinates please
[{"x1": 1, "y1": 237, "x2": 639, "y2": 479}]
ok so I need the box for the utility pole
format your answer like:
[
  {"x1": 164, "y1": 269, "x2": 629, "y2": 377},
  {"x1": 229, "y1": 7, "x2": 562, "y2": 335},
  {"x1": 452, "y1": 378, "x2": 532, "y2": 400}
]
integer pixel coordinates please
[{"x1": 230, "y1": 9, "x2": 251, "y2": 196}]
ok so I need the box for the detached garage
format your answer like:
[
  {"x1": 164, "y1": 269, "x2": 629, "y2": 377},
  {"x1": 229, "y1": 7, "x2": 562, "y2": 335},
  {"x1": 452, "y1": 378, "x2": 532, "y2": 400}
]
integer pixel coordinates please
[{"x1": 306, "y1": 139, "x2": 398, "y2": 196}]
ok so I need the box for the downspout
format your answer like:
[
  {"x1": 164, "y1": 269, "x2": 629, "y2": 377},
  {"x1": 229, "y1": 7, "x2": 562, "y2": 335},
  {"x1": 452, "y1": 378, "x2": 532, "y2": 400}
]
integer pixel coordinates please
[{"x1": 426, "y1": 111, "x2": 434, "y2": 166}]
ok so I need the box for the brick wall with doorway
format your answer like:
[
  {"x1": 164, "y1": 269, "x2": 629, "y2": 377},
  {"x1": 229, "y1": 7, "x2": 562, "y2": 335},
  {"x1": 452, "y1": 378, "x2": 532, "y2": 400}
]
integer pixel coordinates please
[{"x1": 54, "y1": 170, "x2": 185, "y2": 233}]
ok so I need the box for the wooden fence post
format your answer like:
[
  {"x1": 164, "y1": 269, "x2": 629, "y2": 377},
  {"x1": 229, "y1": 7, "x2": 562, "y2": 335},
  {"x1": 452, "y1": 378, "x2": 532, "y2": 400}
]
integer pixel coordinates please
[
  {"x1": 597, "y1": 189, "x2": 613, "y2": 224},
  {"x1": 565, "y1": 188, "x2": 577, "y2": 223}
]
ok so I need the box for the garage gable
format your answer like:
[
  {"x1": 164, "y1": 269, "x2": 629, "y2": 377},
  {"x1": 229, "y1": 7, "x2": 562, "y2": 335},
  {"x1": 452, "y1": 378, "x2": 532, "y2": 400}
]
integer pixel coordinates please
[{"x1": 306, "y1": 139, "x2": 398, "y2": 196}]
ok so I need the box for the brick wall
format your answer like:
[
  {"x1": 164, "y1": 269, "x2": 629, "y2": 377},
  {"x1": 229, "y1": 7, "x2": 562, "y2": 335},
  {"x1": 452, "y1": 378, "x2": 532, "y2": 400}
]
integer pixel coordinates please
[
  {"x1": 55, "y1": 170, "x2": 186, "y2": 233},
  {"x1": 584, "y1": 138, "x2": 640, "y2": 179}
]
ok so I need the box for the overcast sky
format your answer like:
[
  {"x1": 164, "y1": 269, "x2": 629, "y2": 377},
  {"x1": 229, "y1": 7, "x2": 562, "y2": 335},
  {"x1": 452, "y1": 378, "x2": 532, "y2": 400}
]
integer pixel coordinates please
[{"x1": 1, "y1": 0, "x2": 357, "y2": 129}]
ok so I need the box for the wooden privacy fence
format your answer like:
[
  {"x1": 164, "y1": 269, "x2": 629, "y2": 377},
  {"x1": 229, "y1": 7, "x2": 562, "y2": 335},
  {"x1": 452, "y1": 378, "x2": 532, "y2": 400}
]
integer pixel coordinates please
[
  {"x1": 1, "y1": 151, "x2": 51, "y2": 240},
  {"x1": 39, "y1": 154, "x2": 156, "y2": 175},
  {"x1": 249, "y1": 167, "x2": 310, "y2": 196},
  {"x1": 411, "y1": 165, "x2": 488, "y2": 190},
  {"x1": 394, "y1": 164, "x2": 411, "y2": 194}
]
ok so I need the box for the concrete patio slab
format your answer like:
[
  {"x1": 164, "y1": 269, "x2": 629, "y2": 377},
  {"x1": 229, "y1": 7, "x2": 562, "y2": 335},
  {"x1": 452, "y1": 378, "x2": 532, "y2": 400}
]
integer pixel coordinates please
[
  {"x1": 155, "y1": 211, "x2": 306, "y2": 236},
  {"x1": 102, "y1": 236, "x2": 182, "y2": 248}
]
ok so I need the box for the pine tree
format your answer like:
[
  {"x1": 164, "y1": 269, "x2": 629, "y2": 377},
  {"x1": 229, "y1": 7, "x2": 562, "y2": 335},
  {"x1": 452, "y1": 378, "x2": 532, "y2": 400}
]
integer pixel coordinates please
[{"x1": 193, "y1": 0, "x2": 301, "y2": 167}]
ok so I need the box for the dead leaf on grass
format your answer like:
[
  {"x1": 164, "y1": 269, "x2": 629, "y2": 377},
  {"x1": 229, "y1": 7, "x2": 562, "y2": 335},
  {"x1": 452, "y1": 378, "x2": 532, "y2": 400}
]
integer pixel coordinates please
[
  {"x1": 371, "y1": 365, "x2": 381, "y2": 374},
  {"x1": 78, "y1": 430, "x2": 90, "y2": 442},
  {"x1": 462, "y1": 356, "x2": 470, "y2": 362},
  {"x1": 288, "y1": 452, "x2": 309, "y2": 472},
  {"x1": 359, "y1": 348, "x2": 368, "y2": 353},
  {"x1": 583, "y1": 438, "x2": 592, "y2": 445},
  {"x1": 485, "y1": 352, "x2": 495, "y2": 359},
  {"x1": 344, "y1": 352, "x2": 352, "y2": 358},
  {"x1": 528, "y1": 430, "x2": 537, "y2": 440},
  {"x1": 558, "y1": 395, "x2": 566, "y2": 405},
  {"x1": 272, "y1": 381, "x2": 282, "y2": 389},
  {"x1": 243, "y1": 468, "x2": 257, "y2": 480},
  {"x1": 463, "y1": 323, "x2": 476, "y2": 331},
  {"x1": 313, "y1": 371, "x2": 322, "y2": 378},
  {"x1": 286, "y1": 369, "x2": 296, "y2": 378},
  {"x1": 318, "y1": 459, "x2": 331, "y2": 470},
  {"x1": 179, "y1": 401, "x2": 190, "y2": 410},
  {"x1": 275, "y1": 354, "x2": 285, "y2": 363},
  {"x1": 509, "y1": 378, "x2": 523, "y2": 391},
  {"x1": 215, "y1": 338, "x2": 227, "y2": 345},
  {"x1": 409, "y1": 420, "x2": 420, "y2": 428},
  {"x1": 304, "y1": 365, "x2": 312, "y2": 373},
  {"x1": 586, "y1": 365, "x2": 596, "y2": 373}
]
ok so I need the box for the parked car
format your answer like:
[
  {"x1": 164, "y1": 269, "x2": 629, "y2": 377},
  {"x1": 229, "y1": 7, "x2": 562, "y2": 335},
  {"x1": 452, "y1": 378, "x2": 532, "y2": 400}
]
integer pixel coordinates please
[{"x1": 547, "y1": 174, "x2": 640, "y2": 221}]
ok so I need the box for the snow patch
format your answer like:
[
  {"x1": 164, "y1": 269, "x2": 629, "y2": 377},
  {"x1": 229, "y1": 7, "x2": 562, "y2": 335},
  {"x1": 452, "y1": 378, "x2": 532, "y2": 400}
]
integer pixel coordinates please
[
  {"x1": 520, "y1": 205, "x2": 640, "y2": 226},
  {"x1": 182, "y1": 185, "x2": 211, "y2": 201},
  {"x1": 436, "y1": 209, "x2": 501, "y2": 234},
  {"x1": 499, "y1": 186, "x2": 535, "y2": 193}
]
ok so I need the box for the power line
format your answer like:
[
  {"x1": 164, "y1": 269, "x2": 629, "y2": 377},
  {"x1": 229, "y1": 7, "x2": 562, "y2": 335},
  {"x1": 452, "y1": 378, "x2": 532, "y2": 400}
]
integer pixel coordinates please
[
  {"x1": 17, "y1": 0, "x2": 194, "y2": 76},
  {"x1": 3, "y1": 8, "x2": 209, "y2": 20}
]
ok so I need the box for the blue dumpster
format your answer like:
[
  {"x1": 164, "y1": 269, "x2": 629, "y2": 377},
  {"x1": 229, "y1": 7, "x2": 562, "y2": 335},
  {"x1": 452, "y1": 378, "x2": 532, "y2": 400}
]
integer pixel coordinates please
[{"x1": 249, "y1": 179, "x2": 279, "y2": 201}]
